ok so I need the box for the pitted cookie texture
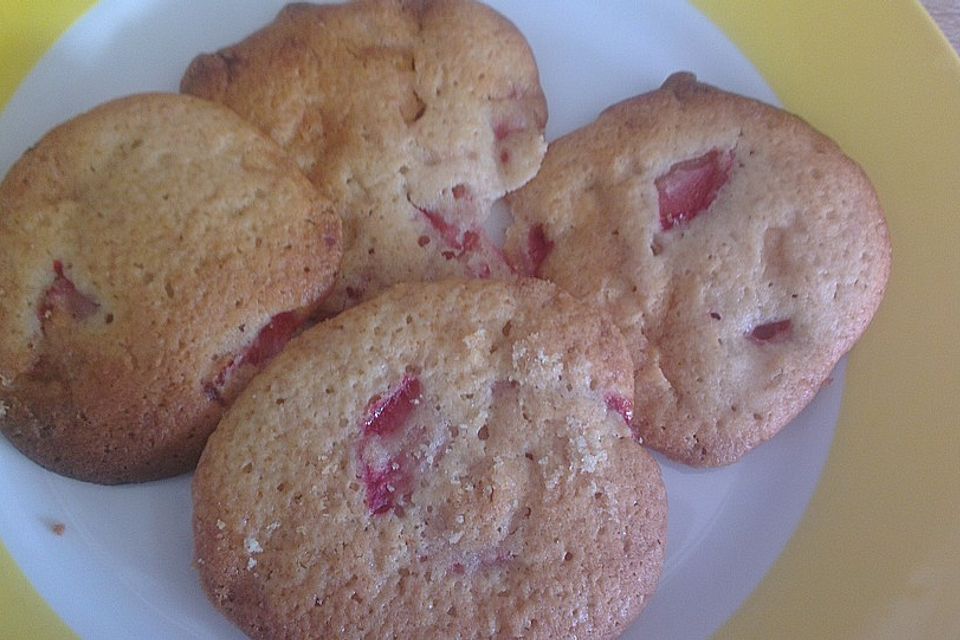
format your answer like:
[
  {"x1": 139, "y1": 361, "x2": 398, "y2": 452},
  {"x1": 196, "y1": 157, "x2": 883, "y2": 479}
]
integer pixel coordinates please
[
  {"x1": 505, "y1": 72, "x2": 891, "y2": 466},
  {"x1": 182, "y1": 0, "x2": 548, "y2": 314},
  {"x1": 193, "y1": 279, "x2": 666, "y2": 639},
  {"x1": 0, "y1": 93, "x2": 342, "y2": 483}
]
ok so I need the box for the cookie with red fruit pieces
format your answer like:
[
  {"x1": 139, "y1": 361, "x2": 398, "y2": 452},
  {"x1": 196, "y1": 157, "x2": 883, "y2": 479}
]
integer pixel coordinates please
[
  {"x1": 181, "y1": 0, "x2": 547, "y2": 314},
  {"x1": 0, "y1": 93, "x2": 342, "y2": 484},
  {"x1": 504, "y1": 72, "x2": 891, "y2": 466},
  {"x1": 193, "y1": 278, "x2": 666, "y2": 639}
]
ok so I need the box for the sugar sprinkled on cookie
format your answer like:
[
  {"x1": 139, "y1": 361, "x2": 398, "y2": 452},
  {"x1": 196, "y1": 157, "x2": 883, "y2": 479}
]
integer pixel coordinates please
[
  {"x1": 193, "y1": 279, "x2": 666, "y2": 639},
  {"x1": 505, "y1": 72, "x2": 891, "y2": 466},
  {"x1": 0, "y1": 93, "x2": 342, "y2": 484}
]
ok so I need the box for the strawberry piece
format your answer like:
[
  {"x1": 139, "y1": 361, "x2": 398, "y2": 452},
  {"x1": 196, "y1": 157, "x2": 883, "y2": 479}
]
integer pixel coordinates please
[
  {"x1": 461, "y1": 231, "x2": 509, "y2": 279},
  {"x1": 415, "y1": 206, "x2": 510, "y2": 278},
  {"x1": 508, "y1": 224, "x2": 553, "y2": 277},
  {"x1": 238, "y1": 311, "x2": 301, "y2": 369},
  {"x1": 38, "y1": 260, "x2": 100, "y2": 323},
  {"x1": 362, "y1": 375, "x2": 422, "y2": 437},
  {"x1": 205, "y1": 309, "x2": 309, "y2": 404},
  {"x1": 461, "y1": 230, "x2": 481, "y2": 253},
  {"x1": 749, "y1": 319, "x2": 792, "y2": 343},
  {"x1": 526, "y1": 225, "x2": 553, "y2": 277},
  {"x1": 605, "y1": 393, "x2": 634, "y2": 425},
  {"x1": 418, "y1": 207, "x2": 463, "y2": 250},
  {"x1": 357, "y1": 375, "x2": 424, "y2": 516},
  {"x1": 363, "y1": 458, "x2": 408, "y2": 515},
  {"x1": 655, "y1": 148, "x2": 734, "y2": 230}
]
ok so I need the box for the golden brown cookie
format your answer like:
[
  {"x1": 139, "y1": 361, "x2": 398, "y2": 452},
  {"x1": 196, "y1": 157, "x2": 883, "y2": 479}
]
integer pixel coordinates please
[
  {"x1": 182, "y1": 0, "x2": 547, "y2": 314},
  {"x1": 193, "y1": 279, "x2": 666, "y2": 639},
  {"x1": 505, "y1": 73, "x2": 891, "y2": 466},
  {"x1": 0, "y1": 93, "x2": 342, "y2": 484}
]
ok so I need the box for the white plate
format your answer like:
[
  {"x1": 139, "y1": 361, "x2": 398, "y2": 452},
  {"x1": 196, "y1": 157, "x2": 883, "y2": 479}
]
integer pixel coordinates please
[{"x1": 0, "y1": 1, "x2": 842, "y2": 637}]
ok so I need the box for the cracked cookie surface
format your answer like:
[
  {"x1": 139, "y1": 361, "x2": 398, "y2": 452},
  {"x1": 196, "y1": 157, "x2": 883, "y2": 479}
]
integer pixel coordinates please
[
  {"x1": 504, "y1": 73, "x2": 891, "y2": 466},
  {"x1": 182, "y1": 0, "x2": 547, "y2": 314}
]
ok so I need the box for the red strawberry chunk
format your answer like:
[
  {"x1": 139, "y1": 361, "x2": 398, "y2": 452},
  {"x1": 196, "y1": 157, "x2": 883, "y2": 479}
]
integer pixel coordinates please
[
  {"x1": 418, "y1": 207, "x2": 463, "y2": 251},
  {"x1": 363, "y1": 457, "x2": 408, "y2": 515},
  {"x1": 749, "y1": 319, "x2": 792, "y2": 343},
  {"x1": 461, "y1": 230, "x2": 481, "y2": 253},
  {"x1": 508, "y1": 224, "x2": 553, "y2": 277},
  {"x1": 415, "y1": 206, "x2": 510, "y2": 278},
  {"x1": 655, "y1": 148, "x2": 734, "y2": 230},
  {"x1": 205, "y1": 309, "x2": 310, "y2": 404},
  {"x1": 461, "y1": 230, "x2": 510, "y2": 279},
  {"x1": 362, "y1": 375, "x2": 422, "y2": 437},
  {"x1": 604, "y1": 393, "x2": 634, "y2": 425},
  {"x1": 526, "y1": 225, "x2": 553, "y2": 277},
  {"x1": 38, "y1": 261, "x2": 100, "y2": 323},
  {"x1": 239, "y1": 311, "x2": 302, "y2": 369},
  {"x1": 357, "y1": 375, "x2": 424, "y2": 516}
]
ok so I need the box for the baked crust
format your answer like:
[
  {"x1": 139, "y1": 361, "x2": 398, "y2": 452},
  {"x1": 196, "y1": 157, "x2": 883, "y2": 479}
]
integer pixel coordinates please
[
  {"x1": 193, "y1": 278, "x2": 666, "y2": 639},
  {"x1": 182, "y1": 0, "x2": 547, "y2": 313},
  {"x1": 0, "y1": 93, "x2": 342, "y2": 483},
  {"x1": 505, "y1": 73, "x2": 891, "y2": 466}
]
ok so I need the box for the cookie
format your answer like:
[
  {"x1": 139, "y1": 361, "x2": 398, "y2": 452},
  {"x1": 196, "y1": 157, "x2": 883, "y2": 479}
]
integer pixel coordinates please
[
  {"x1": 181, "y1": 0, "x2": 546, "y2": 314},
  {"x1": 193, "y1": 279, "x2": 666, "y2": 639},
  {"x1": 0, "y1": 93, "x2": 342, "y2": 484},
  {"x1": 504, "y1": 73, "x2": 891, "y2": 466}
]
